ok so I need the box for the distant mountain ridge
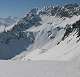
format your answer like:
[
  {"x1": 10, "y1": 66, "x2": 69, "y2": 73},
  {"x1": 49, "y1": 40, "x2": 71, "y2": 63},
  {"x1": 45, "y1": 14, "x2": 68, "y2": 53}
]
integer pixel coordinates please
[
  {"x1": 0, "y1": 16, "x2": 18, "y2": 32},
  {"x1": 0, "y1": 16, "x2": 17, "y2": 26},
  {"x1": 39, "y1": 3, "x2": 80, "y2": 17}
]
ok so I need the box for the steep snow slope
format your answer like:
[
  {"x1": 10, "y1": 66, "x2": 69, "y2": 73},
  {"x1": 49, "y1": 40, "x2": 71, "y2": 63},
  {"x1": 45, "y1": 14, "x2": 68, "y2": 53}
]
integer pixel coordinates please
[
  {"x1": 22, "y1": 31, "x2": 79, "y2": 61},
  {"x1": 12, "y1": 15, "x2": 80, "y2": 61}
]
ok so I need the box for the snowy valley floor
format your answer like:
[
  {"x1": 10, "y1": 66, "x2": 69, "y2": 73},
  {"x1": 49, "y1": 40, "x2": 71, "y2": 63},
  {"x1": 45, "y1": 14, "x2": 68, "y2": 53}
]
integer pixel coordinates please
[{"x1": 0, "y1": 59, "x2": 80, "y2": 77}]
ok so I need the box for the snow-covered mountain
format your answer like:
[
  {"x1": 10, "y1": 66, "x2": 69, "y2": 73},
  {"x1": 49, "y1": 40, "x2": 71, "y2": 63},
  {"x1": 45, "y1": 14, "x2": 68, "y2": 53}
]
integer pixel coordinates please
[
  {"x1": 0, "y1": 16, "x2": 17, "y2": 32},
  {"x1": 0, "y1": 4, "x2": 80, "y2": 61},
  {"x1": 14, "y1": 15, "x2": 80, "y2": 61}
]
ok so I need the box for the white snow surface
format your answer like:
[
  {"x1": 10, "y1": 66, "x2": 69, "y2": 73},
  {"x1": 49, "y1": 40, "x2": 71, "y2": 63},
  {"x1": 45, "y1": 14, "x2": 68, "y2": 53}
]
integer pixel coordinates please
[{"x1": 0, "y1": 58, "x2": 80, "y2": 77}]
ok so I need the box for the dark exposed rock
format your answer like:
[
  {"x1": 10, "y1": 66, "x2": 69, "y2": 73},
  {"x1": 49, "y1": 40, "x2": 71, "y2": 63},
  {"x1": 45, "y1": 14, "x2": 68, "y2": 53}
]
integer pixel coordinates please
[{"x1": 62, "y1": 20, "x2": 80, "y2": 41}]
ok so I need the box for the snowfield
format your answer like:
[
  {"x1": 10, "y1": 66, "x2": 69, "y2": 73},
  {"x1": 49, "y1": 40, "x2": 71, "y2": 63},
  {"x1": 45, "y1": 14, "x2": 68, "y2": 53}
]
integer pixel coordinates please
[{"x1": 0, "y1": 59, "x2": 80, "y2": 77}]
